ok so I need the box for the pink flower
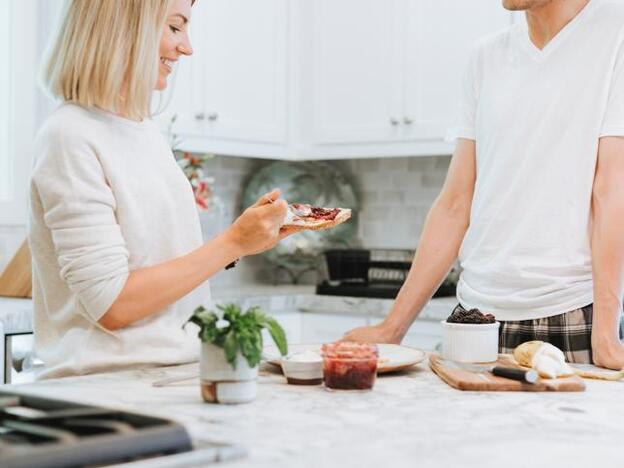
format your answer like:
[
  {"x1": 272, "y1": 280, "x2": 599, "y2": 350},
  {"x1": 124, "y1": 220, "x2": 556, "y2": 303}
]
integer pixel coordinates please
[{"x1": 194, "y1": 180, "x2": 211, "y2": 211}]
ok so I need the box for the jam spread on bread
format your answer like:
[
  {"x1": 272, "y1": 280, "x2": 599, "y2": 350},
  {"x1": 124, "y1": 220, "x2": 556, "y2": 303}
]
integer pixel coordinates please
[
  {"x1": 309, "y1": 207, "x2": 340, "y2": 220},
  {"x1": 291, "y1": 204, "x2": 340, "y2": 221}
]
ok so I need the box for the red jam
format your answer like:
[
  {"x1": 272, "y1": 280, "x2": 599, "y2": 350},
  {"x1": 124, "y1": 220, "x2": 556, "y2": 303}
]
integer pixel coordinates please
[
  {"x1": 321, "y1": 342, "x2": 378, "y2": 390},
  {"x1": 310, "y1": 207, "x2": 340, "y2": 220}
]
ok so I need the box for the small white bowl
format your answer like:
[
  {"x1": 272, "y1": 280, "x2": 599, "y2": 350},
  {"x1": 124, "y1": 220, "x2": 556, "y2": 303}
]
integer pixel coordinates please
[
  {"x1": 441, "y1": 320, "x2": 500, "y2": 363},
  {"x1": 281, "y1": 356, "x2": 323, "y2": 385}
]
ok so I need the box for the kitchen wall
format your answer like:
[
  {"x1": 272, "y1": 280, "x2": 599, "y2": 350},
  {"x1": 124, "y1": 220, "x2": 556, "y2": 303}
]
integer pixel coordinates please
[
  {"x1": 0, "y1": 154, "x2": 450, "y2": 284},
  {"x1": 202, "y1": 154, "x2": 451, "y2": 288}
]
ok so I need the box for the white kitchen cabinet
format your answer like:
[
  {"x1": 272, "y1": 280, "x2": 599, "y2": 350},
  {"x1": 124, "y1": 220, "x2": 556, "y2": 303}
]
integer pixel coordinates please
[
  {"x1": 266, "y1": 310, "x2": 303, "y2": 345},
  {"x1": 401, "y1": 0, "x2": 513, "y2": 143},
  {"x1": 163, "y1": 0, "x2": 512, "y2": 159},
  {"x1": 300, "y1": 313, "x2": 367, "y2": 344},
  {"x1": 197, "y1": 0, "x2": 288, "y2": 145},
  {"x1": 402, "y1": 319, "x2": 443, "y2": 351},
  {"x1": 304, "y1": 0, "x2": 403, "y2": 145},
  {"x1": 156, "y1": 0, "x2": 289, "y2": 156}
]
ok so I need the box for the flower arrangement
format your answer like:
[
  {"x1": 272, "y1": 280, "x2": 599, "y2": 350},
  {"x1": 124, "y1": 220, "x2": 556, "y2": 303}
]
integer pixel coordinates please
[
  {"x1": 176, "y1": 152, "x2": 217, "y2": 211},
  {"x1": 167, "y1": 115, "x2": 221, "y2": 212}
]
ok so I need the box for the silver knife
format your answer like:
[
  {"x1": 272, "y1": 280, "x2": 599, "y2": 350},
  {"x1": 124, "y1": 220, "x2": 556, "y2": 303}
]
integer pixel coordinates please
[{"x1": 440, "y1": 359, "x2": 538, "y2": 384}]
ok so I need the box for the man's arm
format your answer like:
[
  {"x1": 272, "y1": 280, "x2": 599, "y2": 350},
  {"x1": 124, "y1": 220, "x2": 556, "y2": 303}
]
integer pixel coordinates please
[
  {"x1": 591, "y1": 136, "x2": 624, "y2": 369},
  {"x1": 343, "y1": 139, "x2": 476, "y2": 343}
]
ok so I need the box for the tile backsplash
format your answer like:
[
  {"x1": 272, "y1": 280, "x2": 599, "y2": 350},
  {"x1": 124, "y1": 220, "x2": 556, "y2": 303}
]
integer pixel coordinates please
[
  {"x1": 196, "y1": 155, "x2": 451, "y2": 287},
  {"x1": 0, "y1": 155, "x2": 451, "y2": 287},
  {"x1": 340, "y1": 156, "x2": 450, "y2": 250}
]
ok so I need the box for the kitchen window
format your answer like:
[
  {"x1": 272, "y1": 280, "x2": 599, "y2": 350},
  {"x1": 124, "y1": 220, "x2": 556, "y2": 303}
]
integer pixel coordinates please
[
  {"x1": 0, "y1": 0, "x2": 12, "y2": 202},
  {"x1": 0, "y1": 2, "x2": 47, "y2": 224}
]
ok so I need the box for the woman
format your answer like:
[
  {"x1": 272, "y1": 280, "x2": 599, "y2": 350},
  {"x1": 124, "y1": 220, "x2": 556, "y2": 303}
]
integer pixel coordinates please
[{"x1": 29, "y1": 0, "x2": 290, "y2": 379}]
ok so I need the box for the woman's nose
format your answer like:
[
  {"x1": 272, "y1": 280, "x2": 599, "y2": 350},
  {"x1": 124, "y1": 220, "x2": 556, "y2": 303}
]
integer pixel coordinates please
[{"x1": 178, "y1": 34, "x2": 193, "y2": 56}]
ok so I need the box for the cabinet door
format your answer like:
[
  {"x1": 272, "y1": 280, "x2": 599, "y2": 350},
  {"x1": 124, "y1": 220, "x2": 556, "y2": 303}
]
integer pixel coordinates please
[
  {"x1": 301, "y1": 313, "x2": 368, "y2": 344},
  {"x1": 195, "y1": 0, "x2": 288, "y2": 144},
  {"x1": 402, "y1": 319, "x2": 443, "y2": 351},
  {"x1": 152, "y1": 6, "x2": 207, "y2": 143},
  {"x1": 305, "y1": 0, "x2": 403, "y2": 144},
  {"x1": 265, "y1": 311, "x2": 302, "y2": 346},
  {"x1": 401, "y1": 0, "x2": 512, "y2": 141}
]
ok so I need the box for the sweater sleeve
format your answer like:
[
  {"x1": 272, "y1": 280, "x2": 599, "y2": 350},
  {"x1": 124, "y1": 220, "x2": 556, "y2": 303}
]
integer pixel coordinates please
[{"x1": 31, "y1": 125, "x2": 129, "y2": 323}]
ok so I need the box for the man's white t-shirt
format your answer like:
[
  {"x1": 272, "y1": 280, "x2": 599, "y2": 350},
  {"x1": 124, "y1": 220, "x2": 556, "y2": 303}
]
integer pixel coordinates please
[{"x1": 447, "y1": 0, "x2": 624, "y2": 321}]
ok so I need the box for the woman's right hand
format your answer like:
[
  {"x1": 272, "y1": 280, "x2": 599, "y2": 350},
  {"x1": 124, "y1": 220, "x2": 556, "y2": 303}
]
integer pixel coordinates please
[{"x1": 224, "y1": 189, "x2": 289, "y2": 257}]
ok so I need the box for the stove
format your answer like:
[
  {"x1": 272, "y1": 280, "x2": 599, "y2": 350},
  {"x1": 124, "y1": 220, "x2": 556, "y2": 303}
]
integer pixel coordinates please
[
  {"x1": 0, "y1": 391, "x2": 246, "y2": 468},
  {"x1": 316, "y1": 249, "x2": 457, "y2": 299}
]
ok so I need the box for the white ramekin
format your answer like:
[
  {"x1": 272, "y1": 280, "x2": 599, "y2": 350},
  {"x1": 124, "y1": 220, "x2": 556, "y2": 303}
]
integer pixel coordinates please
[
  {"x1": 281, "y1": 358, "x2": 323, "y2": 385},
  {"x1": 441, "y1": 320, "x2": 500, "y2": 363}
]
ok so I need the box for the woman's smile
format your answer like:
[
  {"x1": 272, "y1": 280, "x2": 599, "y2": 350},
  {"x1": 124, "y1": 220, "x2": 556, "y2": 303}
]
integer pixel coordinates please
[{"x1": 159, "y1": 57, "x2": 176, "y2": 75}]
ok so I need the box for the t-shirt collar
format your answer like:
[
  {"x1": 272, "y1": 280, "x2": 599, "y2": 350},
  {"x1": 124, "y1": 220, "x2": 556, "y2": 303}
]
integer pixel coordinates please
[{"x1": 516, "y1": 0, "x2": 599, "y2": 62}]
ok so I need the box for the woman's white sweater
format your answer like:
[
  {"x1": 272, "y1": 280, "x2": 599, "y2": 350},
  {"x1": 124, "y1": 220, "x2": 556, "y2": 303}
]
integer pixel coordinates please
[{"x1": 29, "y1": 103, "x2": 210, "y2": 379}]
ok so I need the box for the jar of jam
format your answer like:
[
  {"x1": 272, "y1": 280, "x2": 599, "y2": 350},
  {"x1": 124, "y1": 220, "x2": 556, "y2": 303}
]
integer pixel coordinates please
[{"x1": 321, "y1": 342, "x2": 378, "y2": 390}]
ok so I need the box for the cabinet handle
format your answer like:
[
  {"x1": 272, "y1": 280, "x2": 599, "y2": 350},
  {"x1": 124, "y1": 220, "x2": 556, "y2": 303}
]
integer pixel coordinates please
[
  {"x1": 403, "y1": 116, "x2": 414, "y2": 125},
  {"x1": 390, "y1": 118, "x2": 399, "y2": 126},
  {"x1": 195, "y1": 112, "x2": 206, "y2": 121},
  {"x1": 208, "y1": 112, "x2": 219, "y2": 121}
]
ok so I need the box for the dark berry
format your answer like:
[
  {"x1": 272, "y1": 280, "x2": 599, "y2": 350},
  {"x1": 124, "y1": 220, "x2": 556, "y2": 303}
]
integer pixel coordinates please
[{"x1": 447, "y1": 308, "x2": 496, "y2": 324}]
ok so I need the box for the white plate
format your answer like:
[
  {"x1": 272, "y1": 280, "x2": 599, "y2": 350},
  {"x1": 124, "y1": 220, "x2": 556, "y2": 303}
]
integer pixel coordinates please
[{"x1": 263, "y1": 343, "x2": 426, "y2": 374}]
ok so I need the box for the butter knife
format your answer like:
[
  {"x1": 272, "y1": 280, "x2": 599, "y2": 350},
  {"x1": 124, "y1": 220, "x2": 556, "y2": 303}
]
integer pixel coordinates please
[{"x1": 441, "y1": 359, "x2": 538, "y2": 384}]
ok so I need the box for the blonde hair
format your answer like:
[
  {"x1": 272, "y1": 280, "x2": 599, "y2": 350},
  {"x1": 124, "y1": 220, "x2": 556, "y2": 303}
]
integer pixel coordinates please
[{"x1": 44, "y1": 0, "x2": 172, "y2": 120}]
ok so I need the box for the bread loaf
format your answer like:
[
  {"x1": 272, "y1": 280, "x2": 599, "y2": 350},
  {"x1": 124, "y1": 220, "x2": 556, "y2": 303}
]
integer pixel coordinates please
[{"x1": 513, "y1": 341, "x2": 574, "y2": 379}]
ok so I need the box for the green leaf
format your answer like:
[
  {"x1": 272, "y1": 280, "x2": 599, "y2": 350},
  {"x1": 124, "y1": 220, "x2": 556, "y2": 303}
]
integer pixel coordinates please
[
  {"x1": 239, "y1": 329, "x2": 263, "y2": 368},
  {"x1": 223, "y1": 330, "x2": 239, "y2": 370},
  {"x1": 186, "y1": 306, "x2": 218, "y2": 329},
  {"x1": 264, "y1": 317, "x2": 288, "y2": 356}
]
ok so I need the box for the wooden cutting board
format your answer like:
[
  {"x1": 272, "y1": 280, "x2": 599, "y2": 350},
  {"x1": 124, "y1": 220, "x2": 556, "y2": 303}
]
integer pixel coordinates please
[
  {"x1": 429, "y1": 354, "x2": 585, "y2": 392},
  {"x1": 0, "y1": 240, "x2": 32, "y2": 298}
]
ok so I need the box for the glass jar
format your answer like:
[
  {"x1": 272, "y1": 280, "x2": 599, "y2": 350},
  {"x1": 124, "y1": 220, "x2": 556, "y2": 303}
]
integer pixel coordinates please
[{"x1": 321, "y1": 342, "x2": 378, "y2": 390}]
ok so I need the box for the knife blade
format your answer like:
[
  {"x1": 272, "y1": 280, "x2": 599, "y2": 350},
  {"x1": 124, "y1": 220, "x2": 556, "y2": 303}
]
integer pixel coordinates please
[{"x1": 441, "y1": 359, "x2": 538, "y2": 384}]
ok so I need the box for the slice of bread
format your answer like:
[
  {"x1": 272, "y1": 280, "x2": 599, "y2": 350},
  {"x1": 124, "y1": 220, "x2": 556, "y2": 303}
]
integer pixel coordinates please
[{"x1": 283, "y1": 208, "x2": 351, "y2": 231}]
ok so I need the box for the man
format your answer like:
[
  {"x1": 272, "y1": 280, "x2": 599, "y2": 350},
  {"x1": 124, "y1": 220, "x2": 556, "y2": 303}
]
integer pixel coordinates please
[{"x1": 344, "y1": 0, "x2": 624, "y2": 370}]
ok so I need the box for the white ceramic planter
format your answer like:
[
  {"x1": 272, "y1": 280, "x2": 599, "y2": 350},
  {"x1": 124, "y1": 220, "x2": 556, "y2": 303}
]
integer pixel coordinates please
[
  {"x1": 199, "y1": 342, "x2": 258, "y2": 404},
  {"x1": 441, "y1": 321, "x2": 500, "y2": 363}
]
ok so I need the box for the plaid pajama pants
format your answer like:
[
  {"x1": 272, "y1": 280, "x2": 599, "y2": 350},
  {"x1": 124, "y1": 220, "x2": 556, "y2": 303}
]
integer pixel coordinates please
[{"x1": 452, "y1": 303, "x2": 624, "y2": 364}]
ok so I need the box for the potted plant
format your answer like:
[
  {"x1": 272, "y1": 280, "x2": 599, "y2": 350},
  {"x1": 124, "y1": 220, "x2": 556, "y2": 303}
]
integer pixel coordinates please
[{"x1": 187, "y1": 303, "x2": 288, "y2": 404}]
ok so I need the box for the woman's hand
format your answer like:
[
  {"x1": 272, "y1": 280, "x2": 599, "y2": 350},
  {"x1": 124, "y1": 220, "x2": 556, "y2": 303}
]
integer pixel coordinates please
[{"x1": 224, "y1": 188, "x2": 292, "y2": 257}]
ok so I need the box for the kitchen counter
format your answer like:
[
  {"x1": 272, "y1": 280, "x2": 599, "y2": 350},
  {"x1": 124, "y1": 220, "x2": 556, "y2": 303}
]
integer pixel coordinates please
[
  {"x1": 212, "y1": 284, "x2": 457, "y2": 322},
  {"x1": 6, "y1": 358, "x2": 624, "y2": 468}
]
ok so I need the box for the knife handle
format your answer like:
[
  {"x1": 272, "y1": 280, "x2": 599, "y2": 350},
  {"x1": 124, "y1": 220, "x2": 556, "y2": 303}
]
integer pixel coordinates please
[{"x1": 492, "y1": 366, "x2": 538, "y2": 384}]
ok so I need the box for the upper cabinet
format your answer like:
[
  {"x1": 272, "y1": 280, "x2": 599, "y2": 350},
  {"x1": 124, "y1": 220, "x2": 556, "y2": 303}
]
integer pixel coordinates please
[
  {"x1": 156, "y1": 0, "x2": 512, "y2": 160},
  {"x1": 400, "y1": 0, "x2": 513, "y2": 142},
  {"x1": 304, "y1": 0, "x2": 403, "y2": 146}
]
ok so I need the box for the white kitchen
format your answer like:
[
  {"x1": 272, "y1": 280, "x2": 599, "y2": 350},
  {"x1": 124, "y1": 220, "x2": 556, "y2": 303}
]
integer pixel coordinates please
[{"x1": 1, "y1": 0, "x2": 624, "y2": 467}]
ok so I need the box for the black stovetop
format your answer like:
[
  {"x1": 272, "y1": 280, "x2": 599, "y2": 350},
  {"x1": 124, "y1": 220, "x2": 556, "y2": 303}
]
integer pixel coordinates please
[
  {"x1": 0, "y1": 390, "x2": 194, "y2": 468},
  {"x1": 316, "y1": 281, "x2": 456, "y2": 299}
]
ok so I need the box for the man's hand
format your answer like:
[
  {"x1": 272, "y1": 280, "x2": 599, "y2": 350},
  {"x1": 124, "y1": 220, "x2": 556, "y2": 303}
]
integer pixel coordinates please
[
  {"x1": 342, "y1": 322, "x2": 401, "y2": 344},
  {"x1": 592, "y1": 338, "x2": 624, "y2": 370}
]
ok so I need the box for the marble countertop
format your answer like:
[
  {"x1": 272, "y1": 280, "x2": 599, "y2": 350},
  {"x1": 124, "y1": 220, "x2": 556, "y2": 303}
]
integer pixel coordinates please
[
  {"x1": 7, "y1": 358, "x2": 624, "y2": 468},
  {"x1": 0, "y1": 285, "x2": 455, "y2": 336},
  {"x1": 212, "y1": 284, "x2": 457, "y2": 322}
]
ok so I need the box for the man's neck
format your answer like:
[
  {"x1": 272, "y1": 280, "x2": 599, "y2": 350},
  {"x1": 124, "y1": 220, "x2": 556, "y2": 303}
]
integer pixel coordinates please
[{"x1": 525, "y1": 0, "x2": 590, "y2": 50}]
